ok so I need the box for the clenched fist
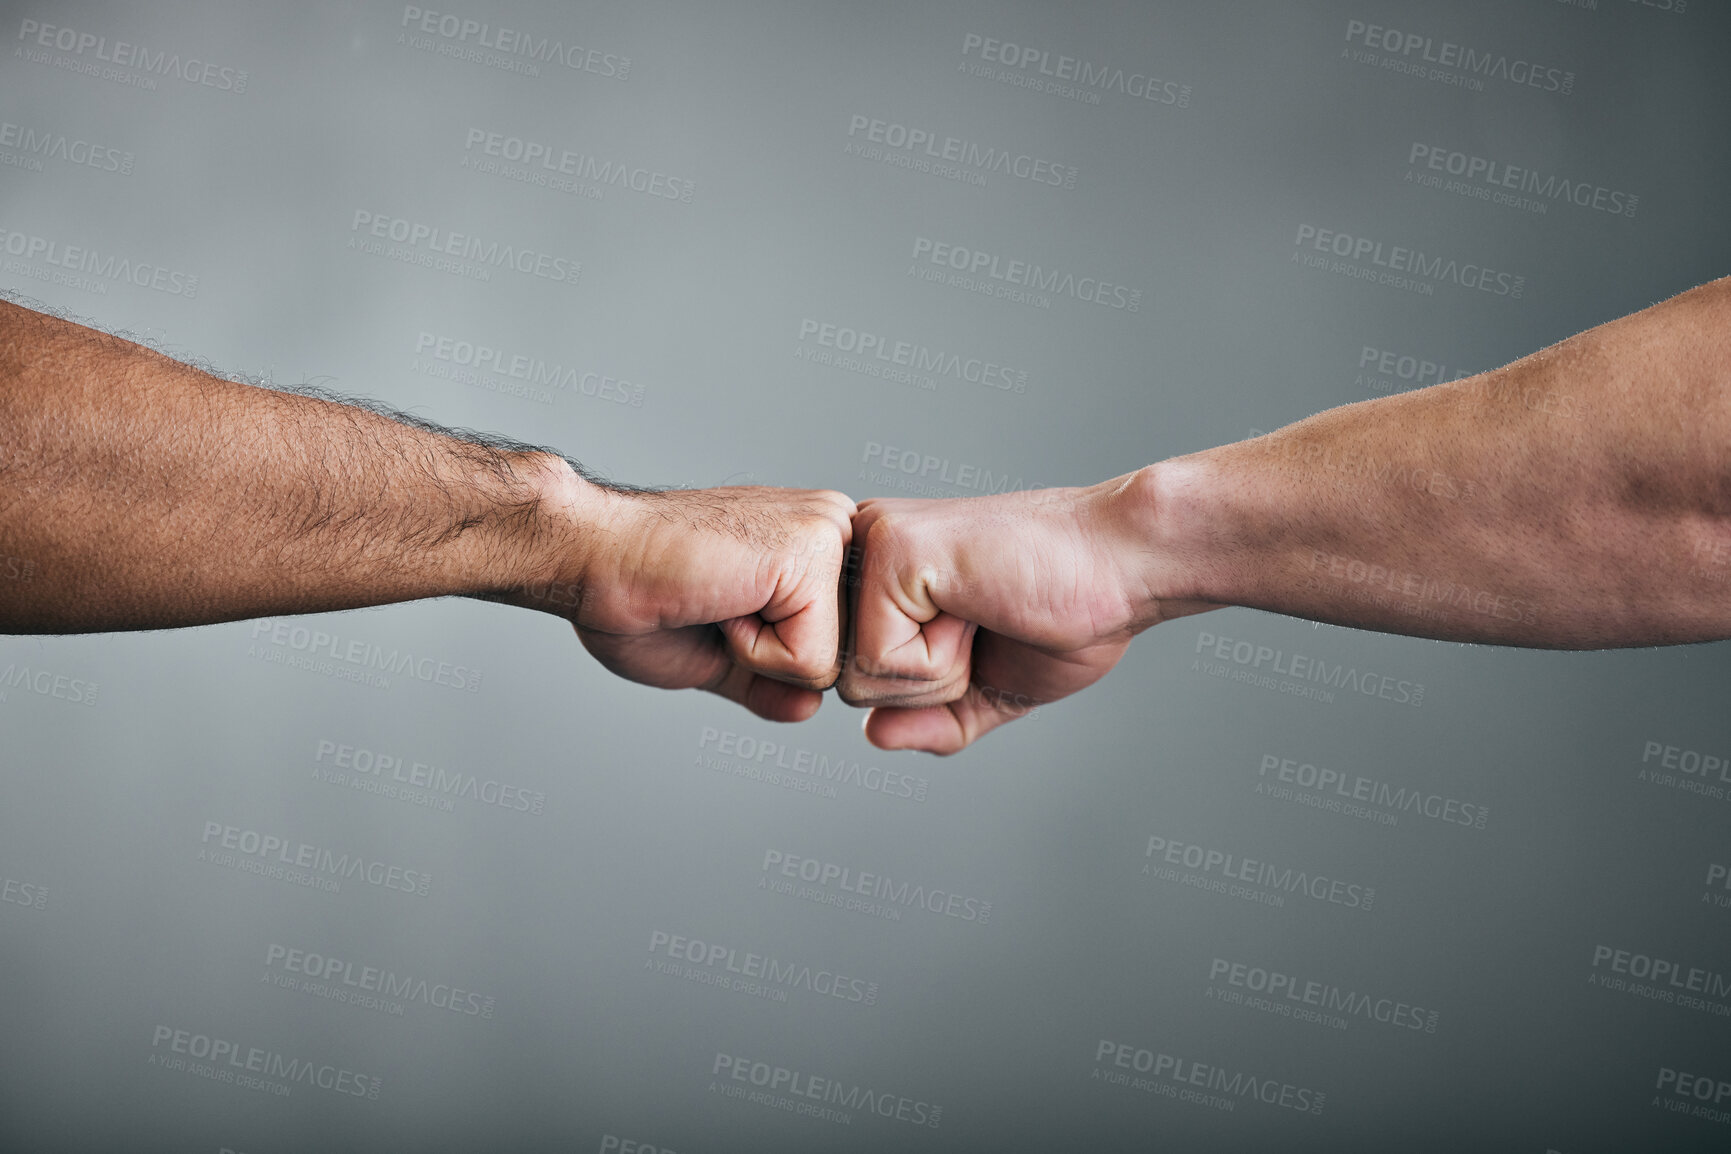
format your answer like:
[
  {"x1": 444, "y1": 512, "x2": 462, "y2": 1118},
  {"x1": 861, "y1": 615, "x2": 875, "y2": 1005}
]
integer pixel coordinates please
[
  {"x1": 838, "y1": 472, "x2": 1213, "y2": 753},
  {"x1": 532, "y1": 481, "x2": 857, "y2": 723}
]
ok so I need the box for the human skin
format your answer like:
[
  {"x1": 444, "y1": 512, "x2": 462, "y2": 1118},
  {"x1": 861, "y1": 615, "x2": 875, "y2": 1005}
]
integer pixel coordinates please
[
  {"x1": 840, "y1": 276, "x2": 1731, "y2": 753},
  {"x1": 5, "y1": 279, "x2": 1729, "y2": 749},
  {"x1": 0, "y1": 299, "x2": 854, "y2": 723}
]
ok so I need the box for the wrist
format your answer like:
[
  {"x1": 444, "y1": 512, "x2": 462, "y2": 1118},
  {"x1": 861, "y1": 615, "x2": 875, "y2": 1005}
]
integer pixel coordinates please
[
  {"x1": 483, "y1": 452, "x2": 619, "y2": 618},
  {"x1": 1095, "y1": 457, "x2": 1232, "y2": 631}
]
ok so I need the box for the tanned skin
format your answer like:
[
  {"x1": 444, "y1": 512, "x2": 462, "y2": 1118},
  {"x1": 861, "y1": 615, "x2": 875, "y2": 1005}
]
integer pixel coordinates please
[
  {"x1": 839, "y1": 278, "x2": 1731, "y2": 752},
  {"x1": 4, "y1": 280, "x2": 1728, "y2": 752},
  {"x1": 0, "y1": 299, "x2": 855, "y2": 723}
]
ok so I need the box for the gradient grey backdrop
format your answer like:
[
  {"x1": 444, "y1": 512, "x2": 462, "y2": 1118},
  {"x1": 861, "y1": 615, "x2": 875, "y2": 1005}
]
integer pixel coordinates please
[{"x1": 2, "y1": 1, "x2": 1728, "y2": 1151}]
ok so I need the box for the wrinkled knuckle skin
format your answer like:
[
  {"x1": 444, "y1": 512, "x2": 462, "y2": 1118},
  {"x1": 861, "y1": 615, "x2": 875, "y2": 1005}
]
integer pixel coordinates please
[
  {"x1": 797, "y1": 657, "x2": 841, "y2": 692},
  {"x1": 860, "y1": 513, "x2": 911, "y2": 573},
  {"x1": 864, "y1": 510, "x2": 902, "y2": 544},
  {"x1": 817, "y1": 489, "x2": 857, "y2": 514},
  {"x1": 839, "y1": 647, "x2": 892, "y2": 682},
  {"x1": 834, "y1": 646, "x2": 958, "y2": 707},
  {"x1": 847, "y1": 504, "x2": 886, "y2": 544},
  {"x1": 834, "y1": 650, "x2": 888, "y2": 706},
  {"x1": 835, "y1": 681, "x2": 874, "y2": 708}
]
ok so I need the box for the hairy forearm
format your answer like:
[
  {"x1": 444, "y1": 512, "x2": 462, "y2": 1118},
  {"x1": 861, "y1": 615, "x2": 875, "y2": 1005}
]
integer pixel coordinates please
[
  {"x1": 1139, "y1": 277, "x2": 1731, "y2": 648},
  {"x1": 0, "y1": 301, "x2": 585, "y2": 632}
]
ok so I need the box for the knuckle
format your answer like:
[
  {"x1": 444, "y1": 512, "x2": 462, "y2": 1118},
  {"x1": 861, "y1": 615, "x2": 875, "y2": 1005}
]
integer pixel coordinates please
[
  {"x1": 836, "y1": 646, "x2": 962, "y2": 703},
  {"x1": 835, "y1": 681, "x2": 873, "y2": 708},
  {"x1": 840, "y1": 647, "x2": 897, "y2": 681},
  {"x1": 863, "y1": 511, "x2": 910, "y2": 557},
  {"x1": 791, "y1": 648, "x2": 836, "y2": 680}
]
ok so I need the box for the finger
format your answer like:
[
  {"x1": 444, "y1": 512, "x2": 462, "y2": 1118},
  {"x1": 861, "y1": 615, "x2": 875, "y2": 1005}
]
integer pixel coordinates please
[
  {"x1": 840, "y1": 535, "x2": 974, "y2": 704},
  {"x1": 861, "y1": 683, "x2": 1028, "y2": 754},
  {"x1": 718, "y1": 591, "x2": 839, "y2": 690},
  {"x1": 862, "y1": 626, "x2": 1125, "y2": 752},
  {"x1": 704, "y1": 661, "x2": 825, "y2": 723},
  {"x1": 579, "y1": 623, "x2": 731, "y2": 691},
  {"x1": 578, "y1": 620, "x2": 823, "y2": 722},
  {"x1": 838, "y1": 613, "x2": 977, "y2": 706},
  {"x1": 719, "y1": 497, "x2": 853, "y2": 690},
  {"x1": 834, "y1": 537, "x2": 851, "y2": 686}
]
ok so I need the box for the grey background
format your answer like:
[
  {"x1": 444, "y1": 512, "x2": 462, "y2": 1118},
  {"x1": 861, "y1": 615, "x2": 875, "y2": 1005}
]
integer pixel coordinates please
[{"x1": 2, "y1": 1, "x2": 1728, "y2": 1151}]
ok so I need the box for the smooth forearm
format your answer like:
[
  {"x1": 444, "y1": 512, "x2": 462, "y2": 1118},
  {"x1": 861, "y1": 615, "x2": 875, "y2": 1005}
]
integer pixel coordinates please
[
  {"x1": 0, "y1": 302, "x2": 589, "y2": 632},
  {"x1": 1133, "y1": 278, "x2": 1731, "y2": 648}
]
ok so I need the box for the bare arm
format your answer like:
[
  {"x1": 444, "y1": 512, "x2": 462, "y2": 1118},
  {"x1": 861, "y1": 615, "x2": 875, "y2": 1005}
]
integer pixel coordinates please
[
  {"x1": 0, "y1": 300, "x2": 853, "y2": 721},
  {"x1": 1146, "y1": 275, "x2": 1731, "y2": 648},
  {"x1": 0, "y1": 299, "x2": 584, "y2": 632},
  {"x1": 841, "y1": 278, "x2": 1731, "y2": 752}
]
